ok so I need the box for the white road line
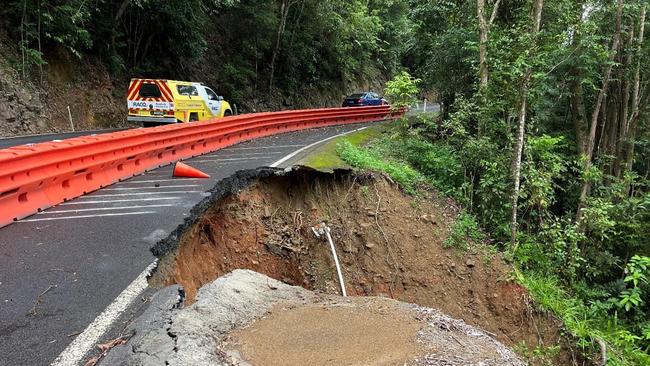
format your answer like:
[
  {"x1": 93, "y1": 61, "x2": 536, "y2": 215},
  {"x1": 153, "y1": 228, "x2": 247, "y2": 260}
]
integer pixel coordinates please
[
  {"x1": 270, "y1": 127, "x2": 367, "y2": 167},
  {"x1": 209, "y1": 152, "x2": 279, "y2": 157},
  {"x1": 39, "y1": 204, "x2": 176, "y2": 214},
  {"x1": 101, "y1": 185, "x2": 200, "y2": 191},
  {"x1": 50, "y1": 129, "x2": 364, "y2": 366},
  {"x1": 51, "y1": 261, "x2": 158, "y2": 366},
  {"x1": 60, "y1": 197, "x2": 183, "y2": 205},
  {"x1": 79, "y1": 191, "x2": 202, "y2": 198},
  {"x1": 190, "y1": 157, "x2": 261, "y2": 163},
  {"x1": 20, "y1": 211, "x2": 157, "y2": 222},
  {"x1": 226, "y1": 144, "x2": 303, "y2": 150}
]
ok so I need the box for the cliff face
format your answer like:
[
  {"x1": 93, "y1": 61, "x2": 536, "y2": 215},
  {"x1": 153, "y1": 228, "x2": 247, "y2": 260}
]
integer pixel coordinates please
[{"x1": 0, "y1": 42, "x2": 127, "y2": 137}]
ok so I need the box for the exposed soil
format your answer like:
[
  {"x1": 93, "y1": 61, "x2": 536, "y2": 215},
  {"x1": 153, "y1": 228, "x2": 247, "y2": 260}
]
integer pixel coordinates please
[
  {"x1": 228, "y1": 299, "x2": 423, "y2": 366},
  {"x1": 150, "y1": 167, "x2": 576, "y2": 365}
]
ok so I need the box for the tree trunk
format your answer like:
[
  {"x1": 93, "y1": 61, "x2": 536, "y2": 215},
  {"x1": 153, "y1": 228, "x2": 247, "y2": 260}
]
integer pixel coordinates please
[
  {"x1": 269, "y1": 0, "x2": 292, "y2": 92},
  {"x1": 614, "y1": 27, "x2": 633, "y2": 178},
  {"x1": 510, "y1": 0, "x2": 544, "y2": 249},
  {"x1": 477, "y1": 0, "x2": 501, "y2": 136},
  {"x1": 568, "y1": 0, "x2": 588, "y2": 155},
  {"x1": 576, "y1": 0, "x2": 624, "y2": 225},
  {"x1": 37, "y1": 0, "x2": 42, "y2": 83},
  {"x1": 20, "y1": 0, "x2": 27, "y2": 80},
  {"x1": 287, "y1": 0, "x2": 305, "y2": 52},
  {"x1": 111, "y1": 0, "x2": 131, "y2": 52},
  {"x1": 570, "y1": 78, "x2": 588, "y2": 155},
  {"x1": 477, "y1": 0, "x2": 489, "y2": 88},
  {"x1": 622, "y1": 5, "x2": 646, "y2": 174}
]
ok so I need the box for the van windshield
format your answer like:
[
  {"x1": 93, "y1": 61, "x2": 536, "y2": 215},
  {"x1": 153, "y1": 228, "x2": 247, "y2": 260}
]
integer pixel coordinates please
[{"x1": 139, "y1": 83, "x2": 162, "y2": 98}]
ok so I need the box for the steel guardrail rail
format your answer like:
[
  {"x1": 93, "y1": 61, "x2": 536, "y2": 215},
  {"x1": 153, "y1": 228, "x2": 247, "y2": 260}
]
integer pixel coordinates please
[{"x1": 0, "y1": 106, "x2": 402, "y2": 227}]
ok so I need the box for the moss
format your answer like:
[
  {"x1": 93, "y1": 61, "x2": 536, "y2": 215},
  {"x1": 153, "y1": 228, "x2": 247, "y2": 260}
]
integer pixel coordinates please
[{"x1": 298, "y1": 123, "x2": 386, "y2": 171}]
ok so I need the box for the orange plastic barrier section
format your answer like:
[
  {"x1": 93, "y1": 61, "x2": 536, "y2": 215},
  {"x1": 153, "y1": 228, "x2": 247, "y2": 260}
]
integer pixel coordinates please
[{"x1": 0, "y1": 106, "x2": 402, "y2": 227}]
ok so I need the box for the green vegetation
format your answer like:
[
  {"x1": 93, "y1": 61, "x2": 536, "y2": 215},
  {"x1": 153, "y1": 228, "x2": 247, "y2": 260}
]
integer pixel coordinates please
[
  {"x1": 338, "y1": 140, "x2": 422, "y2": 194},
  {"x1": 443, "y1": 212, "x2": 485, "y2": 250},
  {"x1": 2, "y1": 0, "x2": 413, "y2": 106},
  {"x1": 338, "y1": 25, "x2": 650, "y2": 360},
  {"x1": 298, "y1": 126, "x2": 383, "y2": 171}
]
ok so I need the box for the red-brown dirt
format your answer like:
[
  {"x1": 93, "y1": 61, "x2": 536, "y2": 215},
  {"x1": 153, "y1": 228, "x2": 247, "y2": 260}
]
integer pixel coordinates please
[{"x1": 150, "y1": 169, "x2": 578, "y2": 365}]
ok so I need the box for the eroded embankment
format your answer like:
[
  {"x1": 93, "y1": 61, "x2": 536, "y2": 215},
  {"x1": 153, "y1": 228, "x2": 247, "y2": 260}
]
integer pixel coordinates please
[{"x1": 149, "y1": 167, "x2": 573, "y2": 364}]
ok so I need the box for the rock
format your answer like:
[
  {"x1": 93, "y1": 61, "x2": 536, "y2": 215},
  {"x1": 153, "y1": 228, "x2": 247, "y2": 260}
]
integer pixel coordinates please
[
  {"x1": 265, "y1": 242, "x2": 286, "y2": 257},
  {"x1": 342, "y1": 244, "x2": 357, "y2": 253},
  {"x1": 365, "y1": 242, "x2": 375, "y2": 249},
  {"x1": 466, "y1": 259, "x2": 476, "y2": 268},
  {"x1": 99, "y1": 285, "x2": 183, "y2": 366}
]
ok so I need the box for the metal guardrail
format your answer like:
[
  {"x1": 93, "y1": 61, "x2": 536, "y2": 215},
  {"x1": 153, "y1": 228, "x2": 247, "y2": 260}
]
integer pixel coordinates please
[{"x1": 0, "y1": 106, "x2": 401, "y2": 227}]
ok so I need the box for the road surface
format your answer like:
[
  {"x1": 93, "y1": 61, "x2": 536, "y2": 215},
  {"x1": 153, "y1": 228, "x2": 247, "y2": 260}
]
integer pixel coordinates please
[
  {"x1": 0, "y1": 129, "x2": 126, "y2": 149},
  {"x1": 0, "y1": 122, "x2": 375, "y2": 366}
]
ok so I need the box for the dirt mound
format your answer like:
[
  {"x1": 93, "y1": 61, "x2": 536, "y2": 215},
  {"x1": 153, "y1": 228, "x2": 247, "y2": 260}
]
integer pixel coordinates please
[
  {"x1": 228, "y1": 300, "x2": 423, "y2": 366},
  {"x1": 150, "y1": 167, "x2": 573, "y2": 364},
  {"x1": 223, "y1": 282, "x2": 525, "y2": 366}
]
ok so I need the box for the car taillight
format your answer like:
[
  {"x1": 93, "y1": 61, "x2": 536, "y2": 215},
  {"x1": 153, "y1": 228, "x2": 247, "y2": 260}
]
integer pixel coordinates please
[
  {"x1": 357, "y1": 98, "x2": 363, "y2": 103},
  {"x1": 166, "y1": 111, "x2": 174, "y2": 116}
]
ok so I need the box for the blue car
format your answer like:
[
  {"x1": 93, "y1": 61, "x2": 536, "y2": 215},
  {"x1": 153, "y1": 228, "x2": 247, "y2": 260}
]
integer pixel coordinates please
[{"x1": 342, "y1": 92, "x2": 387, "y2": 107}]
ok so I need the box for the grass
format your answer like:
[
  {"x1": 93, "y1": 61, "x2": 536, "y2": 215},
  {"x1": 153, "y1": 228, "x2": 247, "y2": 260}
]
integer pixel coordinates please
[
  {"x1": 298, "y1": 124, "x2": 385, "y2": 171},
  {"x1": 338, "y1": 139, "x2": 422, "y2": 194}
]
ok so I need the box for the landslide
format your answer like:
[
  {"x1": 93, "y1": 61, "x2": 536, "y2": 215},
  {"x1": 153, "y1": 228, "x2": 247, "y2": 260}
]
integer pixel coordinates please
[{"x1": 149, "y1": 167, "x2": 577, "y2": 365}]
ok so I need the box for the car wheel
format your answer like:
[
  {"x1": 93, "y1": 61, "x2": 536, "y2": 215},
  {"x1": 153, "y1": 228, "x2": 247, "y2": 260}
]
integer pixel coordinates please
[{"x1": 224, "y1": 110, "x2": 232, "y2": 117}]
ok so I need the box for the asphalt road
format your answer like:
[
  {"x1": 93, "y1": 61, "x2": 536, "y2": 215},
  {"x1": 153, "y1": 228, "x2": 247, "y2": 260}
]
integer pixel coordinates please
[
  {"x1": 0, "y1": 122, "x2": 374, "y2": 366},
  {"x1": 0, "y1": 129, "x2": 126, "y2": 149}
]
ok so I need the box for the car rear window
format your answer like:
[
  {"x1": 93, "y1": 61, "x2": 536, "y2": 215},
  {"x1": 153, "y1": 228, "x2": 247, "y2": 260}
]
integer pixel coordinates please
[
  {"x1": 177, "y1": 85, "x2": 199, "y2": 96},
  {"x1": 139, "y1": 83, "x2": 162, "y2": 98},
  {"x1": 349, "y1": 93, "x2": 365, "y2": 98}
]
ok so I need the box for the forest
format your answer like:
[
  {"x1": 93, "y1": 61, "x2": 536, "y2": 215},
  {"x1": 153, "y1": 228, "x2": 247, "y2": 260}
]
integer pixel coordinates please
[{"x1": 2, "y1": 0, "x2": 650, "y2": 365}]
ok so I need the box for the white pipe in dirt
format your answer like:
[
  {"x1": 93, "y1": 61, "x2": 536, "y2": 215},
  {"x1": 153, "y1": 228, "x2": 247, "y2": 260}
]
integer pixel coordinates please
[{"x1": 324, "y1": 226, "x2": 347, "y2": 297}]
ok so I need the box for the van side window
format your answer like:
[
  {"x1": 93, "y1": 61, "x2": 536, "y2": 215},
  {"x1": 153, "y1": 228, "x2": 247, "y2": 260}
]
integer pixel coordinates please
[
  {"x1": 205, "y1": 88, "x2": 218, "y2": 101},
  {"x1": 177, "y1": 85, "x2": 198, "y2": 96},
  {"x1": 139, "y1": 83, "x2": 162, "y2": 98}
]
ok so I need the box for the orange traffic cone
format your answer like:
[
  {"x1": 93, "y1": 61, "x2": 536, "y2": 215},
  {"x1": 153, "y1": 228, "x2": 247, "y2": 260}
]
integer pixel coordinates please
[{"x1": 172, "y1": 162, "x2": 210, "y2": 178}]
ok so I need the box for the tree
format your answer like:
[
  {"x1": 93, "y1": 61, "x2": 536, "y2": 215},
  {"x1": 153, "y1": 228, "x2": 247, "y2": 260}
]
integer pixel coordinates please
[
  {"x1": 510, "y1": 0, "x2": 544, "y2": 248},
  {"x1": 576, "y1": 0, "x2": 624, "y2": 226},
  {"x1": 476, "y1": 0, "x2": 501, "y2": 88}
]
